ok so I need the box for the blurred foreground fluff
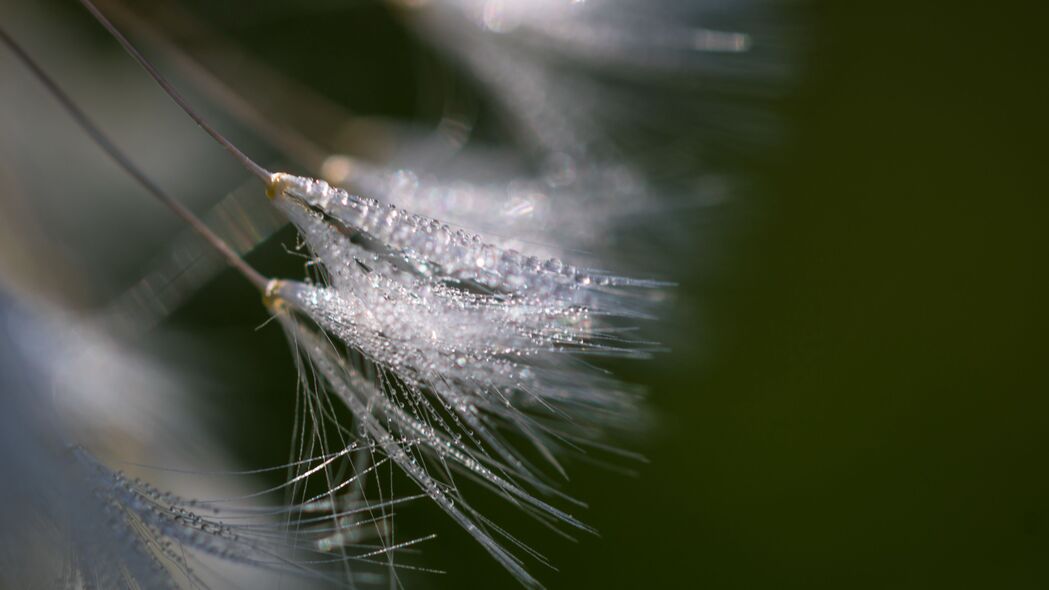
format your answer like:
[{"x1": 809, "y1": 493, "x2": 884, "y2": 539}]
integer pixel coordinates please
[
  {"x1": 0, "y1": 0, "x2": 792, "y2": 587},
  {"x1": 0, "y1": 296, "x2": 403, "y2": 589}
]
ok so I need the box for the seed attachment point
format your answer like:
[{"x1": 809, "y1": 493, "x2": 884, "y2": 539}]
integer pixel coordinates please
[
  {"x1": 263, "y1": 279, "x2": 287, "y2": 310},
  {"x1": 266, "y1": 172, "x2": 291, "y2": 200}
]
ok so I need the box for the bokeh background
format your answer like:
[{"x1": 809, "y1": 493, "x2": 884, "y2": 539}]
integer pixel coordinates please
[{"x1": 1, "y1": 1, "x2": 1046, "y2": 588}]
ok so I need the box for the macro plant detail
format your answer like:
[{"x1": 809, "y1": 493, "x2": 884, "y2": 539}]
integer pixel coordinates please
[{"x1": 1, "y1": 0, "x2": 789, "y2": 588}]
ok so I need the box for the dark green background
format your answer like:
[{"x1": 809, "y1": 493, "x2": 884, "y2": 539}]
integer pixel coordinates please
[{"x1": 57, "y1": 1, "x2": 1049, "y2": 587}]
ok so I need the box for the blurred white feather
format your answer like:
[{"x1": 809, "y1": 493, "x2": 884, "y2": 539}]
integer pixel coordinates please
[{"x1": 0, "y1": 293, "x2": 378, "y2": 589}]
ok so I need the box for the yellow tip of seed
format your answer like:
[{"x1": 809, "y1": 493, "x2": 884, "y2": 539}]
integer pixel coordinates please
[
  {"x1": 263, "y1": 279, "x2": 287, "y2": 310},
  {"x1": 266, "y1": 172, "x2": 290, "y2": 200}
]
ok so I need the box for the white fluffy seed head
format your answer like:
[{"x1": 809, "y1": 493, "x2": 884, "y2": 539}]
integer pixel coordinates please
[
  {"x1": 271, "y1": 172, "x2": 663, "y2": 309},
  {"x1": 266, "y1": 171, "x2": 660, "y2": 585}
]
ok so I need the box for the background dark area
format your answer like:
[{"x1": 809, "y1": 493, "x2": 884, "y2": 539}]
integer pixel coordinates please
[{"x1": 18, "y1": 1, "x2": 1047, "y2": 588}]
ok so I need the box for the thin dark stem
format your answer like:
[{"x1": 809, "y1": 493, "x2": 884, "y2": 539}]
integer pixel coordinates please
[
  {"x1": 0, "y1": 26, "x2": 270, "y2": 293},
  {"x1": 76, "y1": 0, "x2": 273, "y2": 185}
]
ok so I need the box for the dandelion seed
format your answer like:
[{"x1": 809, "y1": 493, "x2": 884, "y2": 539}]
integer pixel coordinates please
[
  {"x1": 265, "y1": 171, "x2": 658, "y2": 586},
  {"x1": 269, "y1": 173, "x2": 663, "y2": 312},
  {"x1": 50, "y1": 2, "x2": 676, "y2": 585}
]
